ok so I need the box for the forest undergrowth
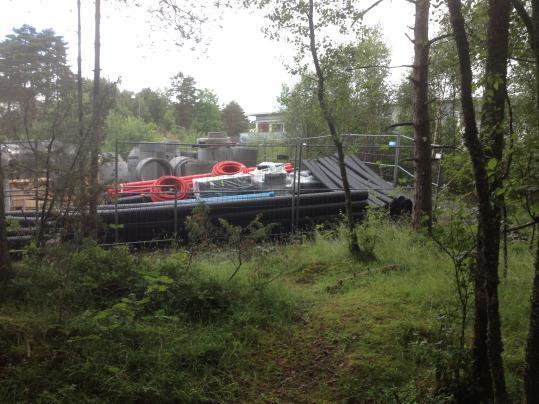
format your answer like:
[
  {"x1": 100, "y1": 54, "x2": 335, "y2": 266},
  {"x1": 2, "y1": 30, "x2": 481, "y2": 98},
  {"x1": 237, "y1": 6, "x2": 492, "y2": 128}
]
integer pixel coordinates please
[{"x1": 0, "y1": 221, "x2": 534, "y2": 403}]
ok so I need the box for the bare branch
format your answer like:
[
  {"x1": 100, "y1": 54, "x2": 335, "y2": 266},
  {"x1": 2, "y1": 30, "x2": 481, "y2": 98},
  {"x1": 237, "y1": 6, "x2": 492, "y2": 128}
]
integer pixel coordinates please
[
  {"x1": 507, "y1": 220, "x2": 539, "y2": 232},
  {"x1": 352, "y1": 0, "x2": 386, "y2": 26},
  {"x1": 345, "y1": 64, "x2": 414, "y2": 71},
  {"x1": 360, "y1": 0, "x2": 386, "y2": 17},
  {"x1": 428, "y1": 33, "x2": 453, "y2": 46},
  {"x1": 387, "y1": 122, "x2": 414, "y2": 129},
  {"x1": 510, "y1": 56, "x2": 535, "y2": 64}
]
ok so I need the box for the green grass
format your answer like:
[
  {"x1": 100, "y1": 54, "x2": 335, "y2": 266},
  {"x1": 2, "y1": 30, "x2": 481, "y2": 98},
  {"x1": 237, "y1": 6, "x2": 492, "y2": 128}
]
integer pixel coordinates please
[{"x1": 0, "y1": 222, "x2": 535, "y2": 403}]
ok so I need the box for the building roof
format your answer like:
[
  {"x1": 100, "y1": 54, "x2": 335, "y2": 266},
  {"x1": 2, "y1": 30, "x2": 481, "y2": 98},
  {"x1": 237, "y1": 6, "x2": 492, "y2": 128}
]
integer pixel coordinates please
[{"x1": 248, "y1": 112, "x2": 283, "y2": 123}]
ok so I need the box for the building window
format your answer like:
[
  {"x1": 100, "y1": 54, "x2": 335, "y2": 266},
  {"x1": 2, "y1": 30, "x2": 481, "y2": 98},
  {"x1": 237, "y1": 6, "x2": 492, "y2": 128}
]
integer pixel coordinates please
[{"x1": 258, "y1": 122, "x2": 270, "y2": 133}]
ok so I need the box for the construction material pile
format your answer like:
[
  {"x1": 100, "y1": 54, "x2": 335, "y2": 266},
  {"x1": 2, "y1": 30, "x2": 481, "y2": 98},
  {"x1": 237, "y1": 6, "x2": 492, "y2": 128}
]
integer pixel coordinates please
[
  {"x1": 98, "y1": 190, "x2": 369, "y2": 243},
  {"x1": 7, "y1": 178, "x2": 48, "y2": 210},
  {"x1": 107, "y1": 160, "x2": 295, "y2": 203},
  {"x1": 5, "y1": 153, "x2": 410, "y2": 247}
]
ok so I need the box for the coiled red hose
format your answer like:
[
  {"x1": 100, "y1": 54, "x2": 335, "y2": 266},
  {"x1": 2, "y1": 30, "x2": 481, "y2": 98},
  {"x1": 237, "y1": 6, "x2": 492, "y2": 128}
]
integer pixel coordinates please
[
  {"x1": 108, "y1": 160, "x2": 295, "y2": 200},
  {"x1": 150, "y1": 176, "x2": 191, "y2": 202},
  {"x1": 211, "y1": 161, "x2": 247, "y2": 176}
]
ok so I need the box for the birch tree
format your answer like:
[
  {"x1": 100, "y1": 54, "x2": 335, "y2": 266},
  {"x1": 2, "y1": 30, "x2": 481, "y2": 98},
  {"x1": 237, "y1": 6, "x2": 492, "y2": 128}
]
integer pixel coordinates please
[
  {"x1": 241, "y1": 0, "x2": 385, "y2": 257},
  {"x1": 447, "y1": 0, "x2": 510, "y2": 401}
]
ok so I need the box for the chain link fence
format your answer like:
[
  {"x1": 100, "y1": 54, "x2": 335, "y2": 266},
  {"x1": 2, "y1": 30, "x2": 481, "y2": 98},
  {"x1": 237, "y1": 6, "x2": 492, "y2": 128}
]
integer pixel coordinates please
[{"x1": 2, "y1": 133, "x2": 445, "y2": 253}]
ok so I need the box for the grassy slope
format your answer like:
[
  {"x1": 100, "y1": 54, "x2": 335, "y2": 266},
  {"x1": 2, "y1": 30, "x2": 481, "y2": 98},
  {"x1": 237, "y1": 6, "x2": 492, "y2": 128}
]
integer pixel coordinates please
[
  {"x1": 236, "y1": 225, "x2": 534, "y2": 402},
  {"x1": 0, "y1": 223, "x2": 534, "y2": 403}
]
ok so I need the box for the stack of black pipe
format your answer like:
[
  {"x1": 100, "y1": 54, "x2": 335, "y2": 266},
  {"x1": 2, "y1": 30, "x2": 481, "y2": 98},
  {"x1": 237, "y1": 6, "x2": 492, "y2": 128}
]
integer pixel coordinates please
[
  {"x1": 98, "y1": 190, "x2": 369, "y2": 242},
  {"x1": 5, "y1": 191, "x2": 369, "y2": 246}
]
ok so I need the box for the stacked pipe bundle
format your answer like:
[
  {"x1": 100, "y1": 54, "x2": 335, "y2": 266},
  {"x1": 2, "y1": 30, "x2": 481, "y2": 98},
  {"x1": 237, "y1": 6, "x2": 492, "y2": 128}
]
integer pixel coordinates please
[
  {"x1": 98, "y1": 190, "x2": 369, "y2": 242},
  {"x1": 108, "y1": 161, "x2": 294, "y2": 203}
]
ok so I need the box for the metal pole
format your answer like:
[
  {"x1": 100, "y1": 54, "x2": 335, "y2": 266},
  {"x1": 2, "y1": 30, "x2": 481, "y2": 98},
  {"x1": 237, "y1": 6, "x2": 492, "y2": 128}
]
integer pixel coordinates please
[
  {"x1": 114, "y1": 138, "x2": 119, "y2": 243},
  {"x1": 295, "y1": 142, "x2": 304, "y2": 230},
  {"x1": 290, "y1": 142, "x2": 299, "y2": 234},
  {"x1": 174, "y1": 184, "x2": 178, "y2": 246},
  {"x1": 0, "y1": 142, "x2": 7, "y2": 214},
  {"x1": 34, "y1": 138, "x2": 39, "y2": 242},
  {"x1": 392, "y1": 132, "x2": 401, "y2": 186},
  {"x1": 433, "y1": 154, "x2": 443, "y2": 213}
]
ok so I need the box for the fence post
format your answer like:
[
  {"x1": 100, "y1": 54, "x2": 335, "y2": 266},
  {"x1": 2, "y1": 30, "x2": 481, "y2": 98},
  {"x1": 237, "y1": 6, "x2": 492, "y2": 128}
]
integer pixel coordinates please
[
  {"x1": 290, "y1": 141, "x2": 299, "y2": 234},
  {"x1": 392, "y1": 132, "x2": 401, "y2": 186},
  {"x1": 0, "y1": 142, "x2": 6, "y2": 219},
  {"x1": 34, "y1": 138, "x2": 39, "y2": 242},
  {"x1": 0, "y1": 142, "x2": 5, "y2": 213},
  {"x1": 114, "y1": 138, "x2": 119, "y2": 243},
  {"x1": 433, "y1": 152, "x2": 443, "y2": 213},
  {"x1": 174, "y1": 184, "x2": 178, "y2": 247},
  {"x1": 295, "y1": 142, "x2": 305, "y2": 230}
]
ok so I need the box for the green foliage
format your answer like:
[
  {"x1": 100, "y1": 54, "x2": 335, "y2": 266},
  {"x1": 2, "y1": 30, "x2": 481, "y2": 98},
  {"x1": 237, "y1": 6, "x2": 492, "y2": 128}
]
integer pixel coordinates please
[
  {"x1": 192, "y1": 89, "x2": 223, "y2": 134},
  {"x1": 221, "y1": 100, "x2": 249, "y2": 137},
  {"x1": 279, "y1": 25, "x2": 393, "y2": 140},
  {"x1": 279, "y1": 76, "x2": 327, "y2": 139},
  {"x1": 503, "y1": 123, "x2": 539, "y2": 224},
  {"x1": 0, "y1": 25, "x2": 73, "y2": 138},
  {"x1": 137, "y1": 88, "x2": 175, "y2": 130},
  {"x1": 218, "y1": 215, "x2": 275, "y2": 281},
  {"x1": 103, "y1": 111, "x2": 163, "y2": 156},
  {"x1": 186, "y1": 203, "x2": 212, "y2": 247},
  {"x1": 355, "y1": 208, "x2": 382, "y2": 262},
  {"x1": 169, "y1": 72, "x2": 198, "y2": 129},
  {"x1": 0, "y1": 222, "x2": 534, "y2": 402},
  {"x1": 0, "y1": 25, "x2": 77, "y2": 144},
  {"x1": 10, "y1": 241, "x2": 140, "y2": 311},
  {"x1": 431, "y1": 203, "x2": 477, "y2": 397},
  {"x1": 439, "y1": 148, "x2": 474, "y2": 196}
]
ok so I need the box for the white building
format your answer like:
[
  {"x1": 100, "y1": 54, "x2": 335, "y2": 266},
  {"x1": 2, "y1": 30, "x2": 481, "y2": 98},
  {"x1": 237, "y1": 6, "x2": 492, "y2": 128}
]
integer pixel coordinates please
[{"x1": 249, "y1": 112, "x2": 285, "y2": 134}]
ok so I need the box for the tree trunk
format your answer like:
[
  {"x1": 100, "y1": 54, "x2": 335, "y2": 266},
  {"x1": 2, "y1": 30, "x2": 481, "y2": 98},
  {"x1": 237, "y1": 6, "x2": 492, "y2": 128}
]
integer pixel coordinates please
[
  {"x1": 412, "y1": 0, "x2": 432, "y2": 231},
  {"x1": 534, "y1": 0, "x2": 539, "y2": 109},
  {"x1": 528, "y1": 2, "x2": 539, "y2": 401},
  {"x1": 525, "y1": 233, "x2": 539, "y2": 403},
  {"x1": 77, "y1": 0, "x2": 84, "y2": 143},
  {"x1": 447, "y1": 0, "x2": 509, "y2": 402},
  {"x1": 513, "y1": 1, "x2": 539, "y2": 104},
  {"x1": 473, "y1": 232, "x2": 492, "y2": 400},
  {"x1": 307, "y1": 0, "x2": 360, "y2": 257},
  {"x1": 88, "y1": 0, "x2": 101, "y2": 238},
  {"x1": 0, "y1": 153, "x2": 11, "y2": 287},
  {"x1": 76, "y1": 0, "x2": 87, "y2": 238},
  {"x1": 445, "y1": 11, "x2": 490, "y2": 396},
  {"x1": 514, "y1": 1, "x2": 539, "y2": 401},
  {"x1": 480, "y1": 2, "x2": 510, "y2": 402}
]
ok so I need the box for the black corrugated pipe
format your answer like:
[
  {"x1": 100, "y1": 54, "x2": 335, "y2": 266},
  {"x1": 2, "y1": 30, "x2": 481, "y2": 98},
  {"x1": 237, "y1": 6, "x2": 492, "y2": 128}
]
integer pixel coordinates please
[
  {"x1": 98, "y1": 190, "x2": 368, "y2": 213},
  {"x1": 108, "y1": 204, "x2": 368, "y2": 243},
  {"x1": 103, "y1": 200, "x2": 369, "y2": 242},
  {"x1": 116, "y1": 194, "x2": 152, "y2": 204},
  {"x1": 98, "y1": 192, "x2": 369, "y2": 225}
]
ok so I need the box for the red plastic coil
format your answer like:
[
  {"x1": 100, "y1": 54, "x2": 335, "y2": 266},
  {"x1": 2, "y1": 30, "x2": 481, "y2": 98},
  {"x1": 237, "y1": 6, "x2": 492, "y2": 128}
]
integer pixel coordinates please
[
  {"x1": 211, "y1": 161, "x2": 247, "y2": 176},
  {"x1": 107, "y1": 160, "x2": 294, "y2": 200},
  {"x1": 150, "y1": 176, "x2": 191, "y2": 202}
]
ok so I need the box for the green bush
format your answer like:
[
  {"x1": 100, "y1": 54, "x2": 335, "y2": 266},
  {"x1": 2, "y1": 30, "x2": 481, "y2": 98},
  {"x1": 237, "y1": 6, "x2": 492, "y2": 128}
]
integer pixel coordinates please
[
  {"x1": 0, "y1": 242, "x2": 298, "y2": 402},
  {"x1": 9, "y1": 241, "x2": 140, "y2": 311},
  {"x1": 2, "y1": 221, "x2": 532, "y2": 402}
]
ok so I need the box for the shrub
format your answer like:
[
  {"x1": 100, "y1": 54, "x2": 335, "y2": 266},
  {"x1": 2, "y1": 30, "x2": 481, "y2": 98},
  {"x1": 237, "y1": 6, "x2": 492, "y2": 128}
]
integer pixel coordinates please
[{"x1": 9, "y1": 241, "x2": 140, "y2": 312}]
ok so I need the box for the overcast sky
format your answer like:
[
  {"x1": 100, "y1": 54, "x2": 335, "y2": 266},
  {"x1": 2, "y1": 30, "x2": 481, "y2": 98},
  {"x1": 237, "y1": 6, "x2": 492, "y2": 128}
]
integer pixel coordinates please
[{"x1": 1, "y1": 0, "x2": 415, "y2": 113}]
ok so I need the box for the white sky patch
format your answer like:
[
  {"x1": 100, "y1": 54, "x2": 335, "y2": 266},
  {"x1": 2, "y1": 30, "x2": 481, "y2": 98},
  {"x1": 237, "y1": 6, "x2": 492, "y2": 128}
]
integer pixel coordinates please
[{"x1": 1, "y1": 0, "x2": 415, "y2": 112}]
